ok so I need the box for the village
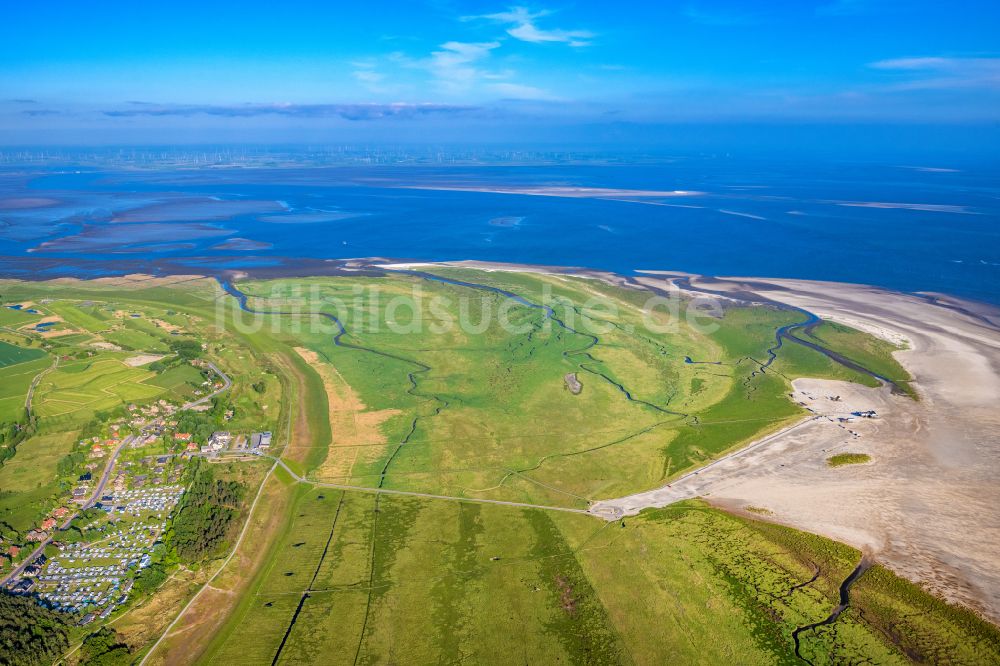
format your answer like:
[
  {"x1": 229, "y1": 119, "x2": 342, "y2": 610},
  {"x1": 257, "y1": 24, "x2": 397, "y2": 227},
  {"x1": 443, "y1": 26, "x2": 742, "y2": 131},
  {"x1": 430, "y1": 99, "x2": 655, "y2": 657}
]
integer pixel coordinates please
[
  {"x1": 1, "y1": 360, "x2": 272, "y2": 624},
  {"x1": 10, "y1": 485, "x2": 183, "y2": 622}
]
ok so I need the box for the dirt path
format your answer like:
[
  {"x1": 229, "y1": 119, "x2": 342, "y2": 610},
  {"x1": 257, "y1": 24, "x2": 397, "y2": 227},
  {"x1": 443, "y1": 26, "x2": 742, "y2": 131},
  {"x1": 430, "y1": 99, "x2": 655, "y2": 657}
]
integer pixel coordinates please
[
  {"x1": 139, "y1": 459, "x2": 280, "y2": 666},
  {"x1": 24, "y1": 353, "x2": 58, "y2": 416},
  {"x1": 272, "y1": 456, "x2": 589, "y2": 515}
]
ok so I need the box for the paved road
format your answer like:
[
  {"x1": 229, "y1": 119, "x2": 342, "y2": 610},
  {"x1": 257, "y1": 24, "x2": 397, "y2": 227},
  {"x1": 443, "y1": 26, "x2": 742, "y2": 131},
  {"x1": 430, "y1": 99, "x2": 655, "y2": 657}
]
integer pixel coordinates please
[
  {"x1": 1, "y1": 361, "x2": 232, "y2": 587},
  {"x1": 185, "y1": 361, "x2": 231, "y2": 410}
]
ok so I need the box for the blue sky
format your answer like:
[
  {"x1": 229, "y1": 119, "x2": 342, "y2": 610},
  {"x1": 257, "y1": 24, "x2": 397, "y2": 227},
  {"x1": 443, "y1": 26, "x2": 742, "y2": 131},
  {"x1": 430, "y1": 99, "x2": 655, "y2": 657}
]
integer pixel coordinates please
[{"x1": 2, "y1": 1, "x2": 999, "y2": 149}]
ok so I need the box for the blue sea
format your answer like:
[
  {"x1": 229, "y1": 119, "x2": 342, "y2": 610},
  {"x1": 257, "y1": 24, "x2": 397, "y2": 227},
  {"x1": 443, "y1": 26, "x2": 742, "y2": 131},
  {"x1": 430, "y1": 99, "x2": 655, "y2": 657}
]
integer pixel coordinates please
[{"x1": 1, "y1": 157, "x2": 998, "y2": 304}]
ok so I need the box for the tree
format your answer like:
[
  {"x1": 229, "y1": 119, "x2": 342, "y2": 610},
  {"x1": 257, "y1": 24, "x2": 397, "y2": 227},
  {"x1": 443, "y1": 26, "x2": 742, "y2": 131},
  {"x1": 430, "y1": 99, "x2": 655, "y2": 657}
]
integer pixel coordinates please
[
  {"x1": 168, "y1": 465, "x2": 245, "y2": 562},
  {"x1": 0, "y1": 592, "x2": 71, "y2": 666},
  {"x1": 169, "y1": 338, "x2": 201, "y2": 360},
  {"x1": 79, "y1": 627, "x2": 131, "y2": 666}
]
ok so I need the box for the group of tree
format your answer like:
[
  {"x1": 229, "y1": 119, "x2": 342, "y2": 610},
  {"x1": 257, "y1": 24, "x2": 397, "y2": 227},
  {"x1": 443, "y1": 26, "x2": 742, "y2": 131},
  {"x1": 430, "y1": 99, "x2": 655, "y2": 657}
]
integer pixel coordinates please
[
  {"x1": 132, "y1": 556, "x2": 169, "y2": 595},
  {"x1": 0, "y1": 415, "x2": 36, "y2": 466},
  {"x1": 167, "y1": 464, "x2": 245, "y2": 562},
  {"x1": 54, "y1": 411, "x2": 117, "y2": 479},
  {"x1": 79, "y1": 627, "x2": 132, "y2": 666},
  {"x1": 0, "y1": 592, "x2": 71, "y2": 666},
  {"x1": 174, "y1": 402, "x2": 223, "y2": 445},
  {"x1": 169, "y1": 337, "x2": 201, "y2": 360},
  {"x1": 56, "y1": 448, "x2": 87, "y2": 477}
]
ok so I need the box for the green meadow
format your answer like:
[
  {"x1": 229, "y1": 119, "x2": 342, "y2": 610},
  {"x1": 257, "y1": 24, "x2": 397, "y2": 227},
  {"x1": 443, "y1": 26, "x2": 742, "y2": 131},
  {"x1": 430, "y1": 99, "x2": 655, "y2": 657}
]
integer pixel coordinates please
[
  {"x1": 201, "y1": 490, "x2": 1000, "y2": 665},
  {"x1": 0, "y1": 431, "x2": 78, "y2": 532},
  {"x1": 805, "y1": 320, "x2": 916, "y2": 397},
  {"x1": 0, "y1": 339, "x2": 46, "y2": 369},
  {"x1": 0, "y1": 355, "x2": 49, "y2": 421},
  {"x1": 0, "y1": 271, "x2": 991, "y2": 666},
  {"x1": 237, "y1": 270, "x2": 909, "y2": 506}
]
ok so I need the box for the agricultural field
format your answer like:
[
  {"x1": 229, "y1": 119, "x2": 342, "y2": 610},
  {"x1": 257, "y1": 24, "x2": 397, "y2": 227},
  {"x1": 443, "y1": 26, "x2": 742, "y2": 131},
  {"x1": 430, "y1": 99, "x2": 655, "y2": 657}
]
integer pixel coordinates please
[
  {"x1": 0, "y1": 339, "x2": 45, "y2": 368},
  {"x1": 32, "y1": 355, "x2": 168, "y2": 427},
  {"x1": 0, "y1": 354, "x2": 49, "y2": 421}
]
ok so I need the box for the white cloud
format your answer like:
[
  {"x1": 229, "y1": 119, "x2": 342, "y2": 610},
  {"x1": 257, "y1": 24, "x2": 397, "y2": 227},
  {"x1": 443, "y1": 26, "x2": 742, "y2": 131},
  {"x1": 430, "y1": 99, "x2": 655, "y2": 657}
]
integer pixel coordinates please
[
  {"x1": 467, "y1": 6, "x2": 594, "y2": 47},
  {"x1": 488, "y1": 82, "x2": 557, "y2": 100},
  {"x1": 353, "y1": 70, "x2": 385, "y2": 84},
  {"x1": 870, "y1": 57, "x2": 956, "y2": 70},
  {"x1": 427, "y1": 41, "x2": 502, "y2": 92},
  {"x1": 868, "y1": 57, "x2": 1000, "y2": 90},
  {"x1": 351, "y1": 60, "x2": 390, "y2": 93}
]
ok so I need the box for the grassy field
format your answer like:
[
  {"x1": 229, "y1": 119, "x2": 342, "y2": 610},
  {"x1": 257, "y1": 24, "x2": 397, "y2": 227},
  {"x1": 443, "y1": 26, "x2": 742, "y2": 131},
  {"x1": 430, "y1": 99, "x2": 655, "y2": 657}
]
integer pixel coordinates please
[
  {"x1": 0, "y1": 354, "x2": 49, "y2": 421},
  {"x1": 199, "y1": 491, "x2": 1000, "y2": 665},
  {"x1": 145, "y1": 363, "x2": 205, "y2": 399},
  {"x1": 0, "y1": 339, "x2": 46, "y2": 369},
  {"x1": 1, "y1": 272, "x2": 996, "y2": 666},
  {"x1": 805, "y1": 320, "x2": 915, "y2": 396},
  {"x1": 233, "y1": 270, "x2": 902, "y2": 506},
  {"x1": 827, "y1": 452, "x2": 872, "y2": 467},
  {"x1": 0, "y1": 305, "x2": 43, "y2": 328},
  {"x1": 0, "y1": 431, "x2": 77, "y2": 531},
  {"x1": 33, "y1": 355, "x2": 164, "y2": 426}
]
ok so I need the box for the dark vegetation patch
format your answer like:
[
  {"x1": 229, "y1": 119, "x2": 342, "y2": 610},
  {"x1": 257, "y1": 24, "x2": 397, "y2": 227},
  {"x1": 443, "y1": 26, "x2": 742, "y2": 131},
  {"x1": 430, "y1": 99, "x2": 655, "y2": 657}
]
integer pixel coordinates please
[
  {"x1": 0, "y1": 591, "x2": 70, "y2": 666},
  {"x1": 169, "y1": 462, "x2": 246, "y2": 562}
]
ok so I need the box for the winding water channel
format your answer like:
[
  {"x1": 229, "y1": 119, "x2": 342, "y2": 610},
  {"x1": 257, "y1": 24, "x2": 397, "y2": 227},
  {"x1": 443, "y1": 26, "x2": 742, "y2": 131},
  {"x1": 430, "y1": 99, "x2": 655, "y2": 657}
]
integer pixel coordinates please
[
  {"x1": 218, "y1": 268, "x2": 895, "y2": 661},
  {"x1": 662, "y1": 276, "x2": 905, "y2": 393},
  {"x1": 220, "y1": 267, "x2": 900, "y2": 479},
  {"x1": 791, "y1": 557, "x2": 874, "y2": 664}
]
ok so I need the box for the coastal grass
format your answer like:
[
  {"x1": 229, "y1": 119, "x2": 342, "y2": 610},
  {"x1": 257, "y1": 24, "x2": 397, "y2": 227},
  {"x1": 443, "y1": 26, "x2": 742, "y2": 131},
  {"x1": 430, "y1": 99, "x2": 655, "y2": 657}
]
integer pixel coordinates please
[
  {"x1": 805, "y1": 321, "x2": 915, "y2": 397},
  {"x1": 234, "y1": 270, "x2": 915, "y2": 506},
  {"x1": 3, "y1": 272, "x2": 987, "y2": 666},
  {"x1": 203, "y1": 489, "x2": 631, "y2": 666},
  {"x1": 850, "y1": 564, "x2": 1000, "y2": 664},
  {"x1": 827, "y1": 452, "x2": 872, "y2": 467},
  {"x1": 198, "y1": 490, "x2": 998, "y2": 665},
  {"x1": 567, "y1": 501, "x2": 1000, "y2": 665}
]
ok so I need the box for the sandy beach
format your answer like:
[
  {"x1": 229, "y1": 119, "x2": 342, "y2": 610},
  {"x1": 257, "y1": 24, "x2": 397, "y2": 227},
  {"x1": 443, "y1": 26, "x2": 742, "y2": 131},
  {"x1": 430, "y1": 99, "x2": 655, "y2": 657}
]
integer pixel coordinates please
[
  {"x1": 396, "y1": 184, "x2": 705, "y2": 199},
  {"x1": 593, "y1": 273, "x2": 1000, "y2": 623}
]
